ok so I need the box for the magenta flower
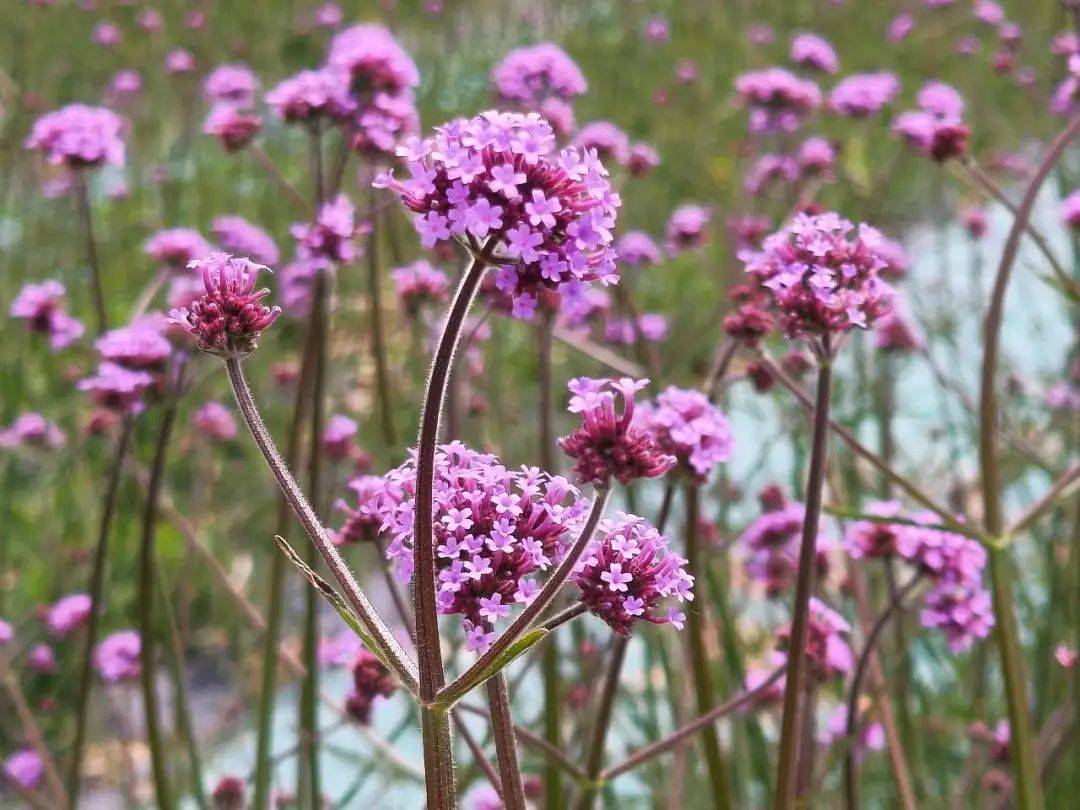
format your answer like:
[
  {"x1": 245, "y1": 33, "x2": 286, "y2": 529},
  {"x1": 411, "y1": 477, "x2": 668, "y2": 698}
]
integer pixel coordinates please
[
  {"x1": 46, "y1": 593, "x2": 93, "y2": 637},
  {"x1": 723, "y1": 286, "x2": 775, "y2": 346},
  {"x1": 79, "y1": 362, "x2": 155, "y2": 414},
  {"x1": 92, "y1": 21, "x2": 120, "y2": 48},
  {"x1": 203, "y1": 64, "x2": 260, "y2": 107},
  {"x1": 106, "y1": 70, "x2": 142, "y2": 105},
  {"x1": 916, "y1": 81, "x2": 965, "y2": 118},
  {"x1": 0, "y1": 413, "x2": 65, "y2": 451},
  {"x1": 10, "y1": 280, "x2": 84, "y2": 351},
  {"x1": 94, "y1": 629, "x2": 141, "y2": 682},
  {"x1": 315, "y1": 2, "x2": 344, "y2": 27},
  {"x1": 744, "y1": 154, "x2": 799, "y2": 196},
  {"x1": 615, "y1": 231, "x2": 662, "y2": 267},
  {"x1": 571, "y1": 513, "x2": 693, "y2": 635},
  {"x1": 892, "y1": 106, "x2": 969, "y2": 162},
  {"x1": 345, "y1": 647, "x2": 397, "y2": 724},
  {"x1": 3, "y1": 750, "x2": 44, "y2": 792},
  {"x1": 292, "y1": 194, "x2": 358, "y2": 264},
  {"x1": 25, "y1": 104, "x2": 125, "y2": 169},
  {"x1": 212, "y1": 215, "x2": 280, "y2": 266},
  {"x1": 137, "y1": 8, "x2": 162, "y2": 33},
  {"x1": 334, "y1": 475, "x2": 387, "y2": 545},
  {"x1": 376, "y1": 110, "x2": 620, "y2": 316},
  {"x1": 203, "y1": 105, "x2": 262, "y2": 152},
  {"x1": 963, "y1": 206, "x2": 989, "y2": 238},
  {"x1": 376, "y1": 442, "x2": 590, "y2": 651},
  {"x1": 1055, "y1": 645, "x2": 1077, "y2": 669},
  {"x1": 95, "y1": 319, "x2": 172, "y2": 372},
  {"x1": 790, "y1": 33, "x2": 839, "y2": 74},
  {"x1": 0, "y1": 619, "x2": 11, "y2": 646},
  {"x1": 192, "y1": 400, "x2": 237, "y2": 441},
  {"x1": 391, "y1": 260, "x2": 450, "y2": 314},
  {"x1": 491, "y1": 43, "x2": 587, "y2": 106},
  {"x1": 742, "y1": 212, "x2": 896, "y2": 342},
  {"x1": 734, "y1": 67, "x2": 822, "y2": 133},
  {"x1": 887, "y1": 13, "x2": 915, "y2": 42},
  {"x1": 740, "y1": 497, "x2": 833, "y2": 597},
  {"x1": 921, "y1": 580, "x2": 994, "y2": 652},
  {"x1": 777, "y1": 597, "x2": 853, "y2": 681},
  {"x1": 843, "y1": 500, "x2": 908, "y2": 559},
  {"x1": 557, "y1": 377, "x2": 675, "y2": 487},
  {"x1": 277, "y1": 259, "x2": 322, "y2": 319},
  {"x1": 637, "y1": 386, "x2": 734, "y2": 481},
  {"x1": 626, "y1": 142, "x2": 661, "y2": 176},
  {"x1": 27, "y1": 643, "x2": 57, "y2": 674},
  {"x1": 665, "y1": 204, "x2": 712, "y2": 252},
  {"x1": 1060, "y1": 190, "x2": 1080, "y2": 228},
  {"x1": 266, "y1": 68, "x2": 354, "y2": 125},
  {"x1": 327, "y1": 24, "x2": 419, "y2": 96},
  {"x1": 145, "y1": 228, "x2": 213, "y2": 272},
  {"x1": 573, "y1": 121, "x2": 631, "y2": 166},
  {"x1": 828, "y1": 72, "x2": 900, "y2": 118},
  {"x1": 211, "y1": 777, "x2": 246, "y2": 810},
  {"x1": 873, "y1": 297, "x2": 925, "y2": 352},
  {"x1": 821, "y1": 705, "x2": 885, "y2": 761},
  {"x1": 165, "y1": 49, "x2": 196, "y2": 75},
  {"x1": 322, "y1": 414, "x2": 358, "y2": 460},
  {"x1": 169, "y1": 253, "x2": 281, "y2": 358},
  {"x1": 797, "y1": 136, "x2": 835, "y2": 178}
]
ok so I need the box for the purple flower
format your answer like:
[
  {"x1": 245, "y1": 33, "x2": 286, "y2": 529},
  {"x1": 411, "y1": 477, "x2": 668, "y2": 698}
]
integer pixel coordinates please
[
  {"x1": 821, "y1": 705, "x2": 885, "y2": 761},
  {"x1": 334, "y1": 475, "x2": 387, "y2": 545},
  {"x1": 892, "y1": 110, "x2": 969, "y2": 162},
  {"x1": 573, "y1": 121, "x2": 631, "y2": 166},
  {"x1": 92, "y1": 21, "x2": 120, "y2": 48},
  {"x1": 615, "y1": 231, "x2": 662, "y2": 267},
  {"x1": 25, "y1": 104, "x2": 125, "y2": 169},
  {"x1": 644, "y1": 16, "x2": 670, "y2": 43},
  {"x1": 874, "y1": 297, "x2": 925, "y2": 352},
  {"x1": 94, "y1": 630, "x2": 141, "y2": 682},
  {"x1": 887, "y1": 13, "x2": 915, "y2": 42},
  {"x1": 734, "y1": 68, "x2": 822, "y2": 133},
  {"x1": 921, "y1": 581, "x2": 994, "y2": 652},
  {"x1": 165, "y1": 49, "x2": 196, "y2": 75},
  {"x1": 742, "y1": 212, "x2": 897, "y2": 340},
  {"x1": 557, "y1": 377, "x2": 675, "y2": 487},
  {"x1": 192, "y1": 400, "x2": 237, "y2": 441},
  {"x1": 391, "y1": 260, "x2": 449, "y2": 314},
  {"x1": 323, "y1": 414, "x2": 358, "y2": 460},
  {"x1": 790, "y1": 33, "x2": 839, "y2": 74},
  {"x1": 491, "y1": 43, "x2": 587, "y2": 106},
  {"x1": 777, "y1": 597, "x2": 853, "y2": 681},
  {"x1": 917, "y1": 81, "x2": 965, "y2": 118},
  {"x1": 212, "y1": 216, "x2": 280, "y2": 266},
  {"x1": 1061, "y1": 190, "x2": 1080, "y2": 229},
  {"x1": 266, "y1": 68, "x2": 354, "y2": 125},
  {"x1": 10, "y1": 280, "x2": 85, "y2": 351},
  {"x1": 571, "y1": 513, "x2": 693, "y2": 635},
  {"x1": 79, "y1": 362, "x2": 155, "y2": 414},
  {"x1": 3, "y1": 750, "x2": 44, "y2": 792},
  {"x1": 637, "y1": 387, "x2": 733, "y2": 481},
  {"x1": 376, "y1": 442, "x2": 590, "y2": 649},
  {"x1": 28, "y1": 643, "x2": 57, "y2": 674},
  {"x1": 797, "y1": 136, "x2": 835, "y2": 178},
  {"x1": 740, "y1": 496, "x2": 833, "y2": 597},
  {"x1": 0, "y1": 619, "x2": 11, "y2": 646},
  {"x1": 828, "y1": 73, "x2": 900, "y2": 118},
  {"x1": 169, "y1": 253, "x2": 281, "y2": 358},
  {"x1": 327, "y1": 24, "x2": 419, "y2": 96},
  {"x1": 45, "y1": 593, "x2": 93, "y2": 637},
  {"x1": 95, "y1": 319, "x2": 172, "y2": 372},
  {"x1": 212, "y1": 777, "x2": 246, "y2": 810},
  {"x1": 744, "y1": 154, "x2": 799, "y2": 196},
  {"x1": 345, "y1": 647, "x2": 397, "y2": 724},
  {"x1": 145, "y1": 228, "x2": 213, "y2": 271},
  {"x1": 0, "y1": 413, "x2": 65, "y2": 451},
  {"x1": 665, "y1": 204, "x2": 712, "y2": 252},
  {"x1": 376, "y1": 110, "x2": 620, "y2": 315},
  {"x1": 292, "y1": 194, "x2": 358, "y2": 264},
  {"x1": 203, "y1": 104, "x2": 262, "y2": 152},
  {"x1": 204, "y1": 64, "x2": 260, "y2": 107}
]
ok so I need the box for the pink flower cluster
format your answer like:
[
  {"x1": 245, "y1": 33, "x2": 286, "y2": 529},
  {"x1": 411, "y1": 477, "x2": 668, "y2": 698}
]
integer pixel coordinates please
[
  {"x1": 170, "y1": 253, "x2": 281, "y2": 358},
  {"x1": 636, "y1": 387, "x2": 734, "y2": 481},
  {"x1": 391, "y1": 260, "x2": 450, "y2": 314},
  {"x1": 212, "y1": 216, "x2": 280, "y2": 266},
  {"x1": 10, "y1": 280, "x2": 84, "y2": 351},
  {"x1": 491, "y1": 43, "x2": 587, "y2": 107},
  {"x1": 266, "y1": 68, "x2": 354, "y2": 125},
  {"x1": 25, "y1": 104, "x2": 125, "y2": 169},
  {"x1": 790, "y1": 33, "x2": 839, "y2": 74},
  {"x1": 734, "y1": 68, "x2": 822, "y2": 133},
  {"x1": 777, "y1": 597, "x2": 854, "y2": 681},
  {"x1": 615, "y1": 231, "x2": 662, "y2": 266},
  {"x1": 571, "y1": 513, "x2": 694, "y2": 635},
  {"x1": 0, "y1": 413, "x2": 65, "y2": 451},
  {"x1": 828, "y1": 73, "x2": 900, "y2": 118},
  {"x1": 740, "y1": 488, "x2": 834, "y2": 597},
  {"x1": 376, "y1": 110, "x2": 620, "y2": 318},
  {"x1": 557, "y1": 377, "x2": 675, "y2": 487},
  {"x1": 345, "y1": 648, "x2": 397, "y2": 724},
  {"x1": 94, "y1": 629, "x2": 141, "y2": 682},
  {"x1": 334, "y1": 475, "x2": 387, "y2": 545},
  {"x1": 45, "y1": 593, "x2": 93, "y2": 637},
  {"x1": 192, "y1": 400, "x2": 237, "y2": 442},
  {"x1": 376, "y1": 442, "x2": 591, "y2": 652},
  {"x1": 743, "y1": 212, "x2": 896, "y2": 340},
  {"x1": 292, "y1": 194, "x2": 358, "y2": 265},
  {"x1": 145, "y1": 228, "x2": 213, "y2": 272},
  {"x1": 892, "y1": 81, "x2": 970, "y2": 162},
  {"x1": 665, "y1": 204, "x2": 711, "y2": 252}
]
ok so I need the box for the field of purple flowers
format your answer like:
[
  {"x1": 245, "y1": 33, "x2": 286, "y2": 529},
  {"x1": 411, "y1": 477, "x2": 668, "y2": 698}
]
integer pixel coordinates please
[{"x1": 1, "y1": 1, "x2": 1078, "y2": 808}]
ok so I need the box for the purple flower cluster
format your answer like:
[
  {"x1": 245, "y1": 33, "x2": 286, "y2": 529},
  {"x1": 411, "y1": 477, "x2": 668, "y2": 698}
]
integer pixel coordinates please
[
  {"x1": 345, "y1": 648, "x2": 397, "y2": 724},
  {"x1": 0, "y1": 413, "x2": 65, "y2": 451},
  {"x1": 790, "y1": 33, "x2": 839, "y2": 74},
  {"x1": 557, "y1": 377, "x2": 675, "y2": 487},
  {"x1": 25, "y1": 104, "x2": 125, "y2": 169},
  {"x1": 734, "y1": 68, "x2": 822, "y2": 133},
  {"x1": 828, "y1": 73, "x2": 900, "y2": 118},
  {"x1": 145, "y1": 228, "x2": 213, "y2": 272},
  {"x1": 571, "y1": 513, "x2": 693, "y2": 635},
  {"x1": 376, "y1": 442, "x2": 590, "y2": 652},
  {"x1": 740, "y1": 490, "x2": 834, "y2": 597},
  {"x1": 777, "y1": 597, "x2": 854, "y2": 681},
  {"x1": 79, "y1": 362, "x2": 156, "y2": 415},
  {"x1": 892, "y1": 83, "x2": 970, "y2": 162},
  {"x1": 873, "y1": 298, "x2": 925, "y2": 352},
  {"x1": 3, "y1": 750, "x2": 44, "y2": 792},
  {"x1": 334, "y1": 475, "x2": 387, "y2": 545},
  {"x1": 743, "y1": 212, "x2": 896, "y2": 341},
  {"x1": 636, "y1": 387, "x2": 734, "y2": 481},
  {"x1": 96, "y1": 319, "x2": 172, "y2": 372},
  {"x1": 204, "y1": 64, "x2": 260, "y2": 107},
  {"x1": 170, "y1": 253, "x2": 281, "y2": 358},
  {"x1": 375, "y1": 110, "x2": 620, "y2": 318},
  {"x1": 192, "y1": 400, "x2": 237, "y2": 442},
  {"x1": 266, "y1": 68, "x2": 354, "y2": 125},
  {"x1": 95, "y1": 629, "x2": 141, "y2": 682},
  {"x1": 322, "y1": 414, "x2": 358, "y2": 460},
  {"x1": 391, "y1": 260, "x2": 450, "y2": 314},
  {"x1": 665, "y1": 204, "x2": 711, "y2": 252},
  {"x1": 212, "y1": 216, "x2": 280, "y2": 266},
  {"x1": 615, "y1": 231, "x2": 662, "y2": 266},
  {"x1": 45, "y1": 593, "x2": 93, "y2": 637},
  {"x1": 491, "y1": 43, "x2": 587, "y2": 107},
  {"x1": 292, "y1": 194, "x2": 358, "y2": 265},
  {"x1": 10, "y1": 280, "x2": 84, "y2": 351},
  {"x1": 203, "y1": 103, "x2": 262, "y2": 152}
]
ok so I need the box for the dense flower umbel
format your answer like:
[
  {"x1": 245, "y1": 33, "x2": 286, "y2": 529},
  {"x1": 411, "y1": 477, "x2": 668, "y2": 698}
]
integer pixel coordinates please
[
  {"x1": 375, "y1": 110, "x2": 620, "y2": 318},
  {"x1": 777, "y1": 597, "x2": 854, "y2": 681},
  {"x1": 96, "y1": 320, "x2": 172, "y2": 371},
  {"x1": 95, "y1": 630, "x2": 141, "y2": 682},
  {"x1": 45, "y1": 593, "x2": 93, "y2": 637},
  {"x1": 0, "y1": 413, "x2": 65, "y2": 450},
  {"x1": 391, "y1": 260, "x2": 450, "y2": 315},
  {"x1": 292, "y1": 194, "x2": 358, "y2": 264},
  {"x1": 843, "y1": 500, "x2": 906, "y2": 559},
  {"x1": 743, "y1": 212, "x2": 896, "y2": 341},
  {"x1": 266, "y1": 67, "x2": 354, "y2": 125},
  {"x1": 170, "y1": 253, "x2": 281, "y2": 358},
  {"x1": 204, "y1": 64, "x2": 260, "y2": 107},
  {"x1": 491, "y1": 43, "x2": 587, "y2": 106},
  {"x1": 203, "y1": 105, "x2": 262, "y2": 152},
  {"x1": 345, "y1": 648, "x2": 397, "y2": 724},
  {"x1": 557, "y1": 377, "x2": 675, "y2": 487},
  {"x1": 740, "y1": 496, "x2": 834, "y2": 597},
  {"x1": 328, "y1": 24, "x2": 419, "y2": 96},
  {"x1": 665, "y1": 204, "x2": 711, "y2": 252},
  {"x1": 212, "y1": 215, "x2": 280, "y2": 266},
  {"x1": 79, "y1": 362, "x2": 155, "y2": 414},
  {"x1": 734, "y1": 67, "x2": 822, "y2": 132},
  {"x1": 571, "y1": 513, "x2": 694, "y2": 636},
  {"x1": 10, "y1": 280, "x2": 85, "y2": 351},
  {"x1": 790, "y1": 32, "x2": 839, "y2": 74},
  {"x1": 637, "y1": 387, "x2": 734, "y2": 481},
  {"x1": 334, "y1": 475, "x2": 387, "y2": 545},
  {"x1": 145, "y1": 228, "x2": 213, "y2": 271},
  {"x1": 376, "y1": 442, "x2": 590, "y2": 652},
  {"x1": 827, "y1": 72, "x2": 900, "y2": 118},
  {"x1": 25, "y1": 104, "x2": 125, "y2": 169},
  {"x1": 192, "y1": 400, "x2": 238, "y2": 441}
]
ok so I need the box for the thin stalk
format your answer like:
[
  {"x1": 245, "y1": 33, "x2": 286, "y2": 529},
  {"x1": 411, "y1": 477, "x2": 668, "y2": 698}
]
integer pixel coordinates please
[
  {"x1": 68, "y1": 418, "x2": 133, "y2": 808},
  {"x1": 226, "y1": 358, "x2": 417, "y2": 692},
  {"x1": 539, "y1": 602, "x2": 587, "y2": 632},
  {"x1": 486, "y1": 674, "x2": 526, "y2": 810},
  {"x1": 248, "y1": 143, "x2": 311, "y2": 216},
  {"x1": 412, "y1": 242, "x2": 495, "y2": 808},
  {"x1": 573, "y1": 635, "x2": 629, "y2": 810},
  {"x1": 683, "y1": 483, "x2": 733, "y2": 809},
  {"x1": 976, "y1": 114, "x2": 1080, "y2": 810},
  {"x1": 75, "y1": 172, "x2": 107, "y2": 334},
  {"x1": 366, "y1": 187, "x2": 396, "y2": 446},
  {"x1": 773, "y1": 347, "x2": 832, "y2": 810},
  {"x1": 138, "y1": 400, "x2": 181, "y2": 809}
]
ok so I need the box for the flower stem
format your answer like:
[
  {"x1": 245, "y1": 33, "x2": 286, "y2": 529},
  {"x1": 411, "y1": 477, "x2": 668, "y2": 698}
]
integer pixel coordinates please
[
  {"x1": 573, "y1": 634, "x2": 629, "y2": 810},
  {"x1": 773, "y1": 350, "x2": 833, "y2": 810},
  {"x1": 68, "y1": 418, "x2": 133, "y2": 808},
  {"x1": 683, "y1": 482, "x2": 733, "y2": 810},
  {"x1": 75, "y1": 172, "x2": 107, "y2": 334},
  {"x1": 486, "y1": 673, "x2": 527, "y2": 810},
  {"x1": 367, "y1": 184, "x2": 396, "y2": 446},
  {"x1": 225, "y1": 358, "x2": 417, "y2": 692}
]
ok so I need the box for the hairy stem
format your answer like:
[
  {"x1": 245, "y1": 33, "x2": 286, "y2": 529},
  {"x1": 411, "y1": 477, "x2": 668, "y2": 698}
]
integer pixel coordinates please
[{"x1": 486, "y1": 674, "x2": 526, "y2": 810}]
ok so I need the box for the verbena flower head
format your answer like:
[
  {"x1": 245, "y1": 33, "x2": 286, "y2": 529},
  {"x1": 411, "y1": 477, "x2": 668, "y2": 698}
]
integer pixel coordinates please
[
  {"x1": 345, "y1": 647, "x2": 397, "y2": 724},
  {"x1": 557, "y1": 377, "x2": 675, "y2": 487},
  {"x1": 1060, "y1": 190, "x2": 1080, "y2": 228},
  {"x1": 917, "y1": 81, "x2": 965, "y2": 118},
  {"x1": 94, "y1": 629, "x2": 141, "y2": 682},
  {"x1": 322, "y1": 414, "x2": 358, "y2": 460},
  {"x1": 3, "y1": 750, "x2": 44, "y2": 792},
  {"x1": 391, "y1": 260, "x2": 450, "y2": 314},
  {"x1": 734, "y1": 67, "x2": 822, "y2": 132},
  {"x1": 0, "y1": 619, "x2": 11, "y2": 646},
  {"x1": 212, "y1": 215, "x2": 280, "y2": 265},
  {"x1": 777, "y1": 597, "x2": 853, "y2": 681},
  {"x1": 921, "y1": 580, "x2": 994, "y2": 652},
  {"x1": 169, "y1": 253, "x2": 281, "y2": 358},
  {"x1": 375, "y1": 110, "x2": 620, "y2": 317},
  {"x1": 874, "y1": 298, "x2": 925, "y2": 352},
  {"x1": 46, "y1": 593, "x2": 93, "y2": 637},
  {"x1": 145, "y1": 228, "x2": 213, "y2": 272},
  {"x1": 637, "y1": 386, "x2": 734, "y2": 482},
  {"x1": 843, "y1": 500, "x2": 906, "y2": 559},
  {"x1": 798, "y1": 136, "x2": 836, "y2": 177},
  {"x1": 740, "y1": 499, "x2": 833, "y2": 597},
  {"x1": 327, "y1": 24, "x2": 419, "y2": 97},
  {"x1": 192, "y1": 400, "x2": 237, "y2": 441},
  {"x1": 211, "y1": 777, "x2": 246, "y2": 810},
  {"x1": 615, "y1": 231, "x2": 662, "y2": 266},
  {"x1": 573, "y1": 121, "x2": 630, "y2": 166},
  {"x1": 96, "y1": 320, "x2": 172, "y2": 371},
  {"x1": 895, "y1": 513, "x2": 988, "y2": 587},
  {"x1": 166, "y1": 49, "x2": 196, "y2": 75},
  {"x1": 28, "y1": 643, "x2": 57, "y2": 674},
  {"x1": 0, "y1": 413, "x2": 65, "y2": 451},
  {"x1": 828, "y1": 72, "x2": 900, "y2": 118},
  {"x1": 892, "y1": 86, "x2": 970, "y2": 162},
  {"x1": 204, "y1": 64, "x2": 260, "y2": 107},
  {"x1": 376, "y1": 442, "x2": 590, "y2": 652},
  {"x1": 790, "y1": 33, "x2": 839, "y2": 74},
  {"x1": 627, "y1": 142, "x2": 661, "y2": 176},
  {"x1": 292, "y1": 194, "x2": 358, "y2": 264},
  {"x1": 79, "y1": 362, "x2": 155, "y2": 414},
  {"x1": 10, "y1": 280, "x2": 84, "y2": 350},
  {"x1": 25, "y1": 104, "x2": 125, "y2": 169},
  {"x1": 335, "y1": 475, "x2": 387, "y2": 545},
  {"x1": 666, "y1": 204, "x2": 712, "y2": 252},
  {"x1": 742, "y1": 211, "x2": 896, "y2": 342},
  {"x1": 491, "y1": 43, "x2": 587, "y2": 106},
  {"x1": 571, "y1": 513, "x2": 693, "y2": 635},
  {"x1": 204, "y1": 105, "x2": 262, "y2": 152},
  {"x1": 266, "y1": 67, "x2": 354, "y2": 125}
]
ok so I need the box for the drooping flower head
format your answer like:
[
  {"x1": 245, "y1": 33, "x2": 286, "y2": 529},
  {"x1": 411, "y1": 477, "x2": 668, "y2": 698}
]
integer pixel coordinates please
[
  {"x1": 636, "y1": 387, "x2": 734, "y2": 482},
  {"x1": 266, "y1": 67, "x2": 354, "y2": 125},
  {"x1": 9, "y1": 280, "x2": 85, "y2": 351},
  {"x1": 25, "y1": 104, "x2": 125, "y2": 169},
  {"x1": 375, "y1": 110, "x2": 620, "y2": 317},
  {"x1": 734, "y1": 68, "x2": 822, "y2": 133},
  {"x1": 391, "y1": 260, "x2": 450, "y2": 315},
  {"x1": 827, "y1": 73, "x2": 900, "y2": 118},
  {"x1": 169, "y1": 253, "x2": 281, "y2": 358},
  {"x1": 742, "y1": 212, "x2": 896, "y2": 343},
  {"x1": 212, "y1": 216, "x2": 280, "y2": 266},
  {"x1": 145, "y1": 228, "x2": 213, "y2": 272},
  {"x1": 557, "y1": 377, "x2": 675, "y2": 487},
  {"x1": 571, "y1": 513, "x2": 694, "y2": 635},
  {"x1": 334, "y1": 475, "x2": 387, "y2": 545},
  {"x1": 94, "y1": 630, "x2": 141, "y2": 682},
  {"x1": 777, "y1": 597, "x2": 853, "y2": 681},
  {"x1": 376, "y1": 442, "x2": 590, "y2": 652},
  {"x1": 491, "y1": 43, "x2": 587, "y2": 107},
  {"x1": 45, "y1": 593, "x2": 93, "y2": 637}
]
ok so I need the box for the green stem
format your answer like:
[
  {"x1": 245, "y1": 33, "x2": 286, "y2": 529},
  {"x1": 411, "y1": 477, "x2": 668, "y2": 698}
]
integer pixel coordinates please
[{"x1": 367, "y1": 186, "x2": 396, "y2": 446}]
